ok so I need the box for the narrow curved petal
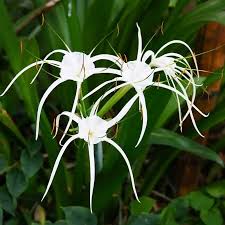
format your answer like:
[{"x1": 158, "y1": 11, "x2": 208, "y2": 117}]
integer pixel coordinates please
[
  {"x1": 151, "y1": 82, "x2": 208, "y2": 117},
  {"x1": 170, "y1": 75, "x2": 197, "y2": 126},
  {"x1": 88, "y1": 143, "x2": 95, "y2": 213},
  {"x1": 107, "y1": 94, "x2": 139, "y2": 128},
  {"x1": 135, "y1": 91, "x2": 147, "y2": 147},
  {"x1": 155, "y1": 40, "x2": 199, "y2": 77},
  {"x1": 174, "y1": 68, "x2": 200, "y2": 87},
  {"x1": 35, "y1": 79, "x2": 65, "y2": 140},
  {"x1": 89, "y1": 67, "x2": 122, "y2": 76},
  {"x1": 0, "y1": 60, "x2": 60, "y2": 96},
  {"x1": 136, "y1": 23, "x2": 143, "y2": 62},
  {"x1": 174, "y1": 68, "x2": 197, "y2": 121},
  {"x1": 104, "y1": 137, "x2": 140, "y2": 202},
  {"x1": 162, "y1": 52, "x2": 199, "y2": 88},
  {"x1": 30, "y1": 49, "x2": 68, "y2": 84},
  {"x1": 91, "y1": 54, "x2": 123, "y2": 67},
  {"x1": 59, "y1": 82, "x2": 81, "y2": 145},
  {"x1": 142, "y1": 50, "x2": 154, "y2": 63},
  {"x1": 53, "y1": 111, "x2": 81, "y2": 138},
  {"x1": 82, "y1": 78, "x2": 123, "y2": 100},
  {"x1": 41, "y1": 134, "x2": 80, "y2": 201},
  {"x1": 172, "y1": 77, "x2": 202, "y2": 136},
  {"x1": 90, "y1": 83, "x2": 129, "y2": 116},
  {"x1": 151, "y1": 82, "x2": 208, "y2": 137},
  {"x1": 166, "y1": 75, "x2": 183, "y2": 131}
]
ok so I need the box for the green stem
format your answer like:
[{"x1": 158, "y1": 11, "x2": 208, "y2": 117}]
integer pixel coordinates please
[{"x1": 98, "y1": 85, "x2": 132, "y2": 117}]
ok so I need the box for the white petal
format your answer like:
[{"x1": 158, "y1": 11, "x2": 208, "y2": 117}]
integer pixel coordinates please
[
  {"x1": 166, "y1": 75, "x2": 183, "y2": 130},
  {"x1": 170, "y1": 76, "x2": 196, "y2": 126},
  {"x1": 104, "y1": 137, "x2": 140, "y2": 202},
  {"x1": 88, "y1": 143, "x2": 95, "y2": 213},
  {"x1": 107, "y1": 94, "x2": 139, "y2": 128},
  {"x1": 30, "y1": 49, "x2": 68, "y2": 84},
  {"x1": 174, "y1": 68, "x2": 197, "y2": 122},
  {"x1": 82, "y1": 77, "x2": 123, "y2": 100},
  {"x1": 41, "y1": 134, "x2": 80, "y2": 201},
  {"x1": 59, "y1": 82, "x2": 81, "y2": 145},
  {"x1": 155, "y1": 40, "x2": 199, "y2": 77},
  {"x1": 151, "y1": 82, "x2": 208, "y2": 117},
  {"x1": 142, "y1": 50, "x2": 154, "y2": 63},
  {"x1": 53, "y1": 111, "x2": 81, "y2": 138},
  {"x1": 136, "y1": 23, "x2": 143, "y2": 62},
  {"x1": 151, "y1": 82, "x2": 207, "y2": 137},
  {"x1": 90, "y1": 83, "x2": 129, "y2": 116},
  {"x1": 89, "y1": 67, "x2": 122, "y2": 76},
  {"x1": 135, "y1": 91, "x2": 147, "y2": 147},
  {"x1": 35, "y1": 79, "x2": 65, "y2": 140},
  {"x1": 0, "y1": 60, "x2": 60, "y2": 96},
  {"x1": 91, "y1": 54, "x2": 123, "y2": 67}
]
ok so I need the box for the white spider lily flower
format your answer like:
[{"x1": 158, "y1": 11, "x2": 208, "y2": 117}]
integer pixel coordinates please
[
  {"x1": 0, "y1": 48, "x2": 120, "y2": 142},
  {"x1": 83, "y1": 24, "x2": 161, "y2": 147},
  {"x1": 149, "y1": 40, "x2": 204, "y2": 133},
  {"x1": 83, "y1": 24, "x2": 208, "y2": 141},
  {"x1": 41, "y1": 95, "x2": 140, "y2": 212}
]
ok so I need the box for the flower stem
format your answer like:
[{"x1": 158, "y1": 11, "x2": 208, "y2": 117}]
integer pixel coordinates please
[{"x1": 98, "y1": 85, "x2": 132, "y2": 117}]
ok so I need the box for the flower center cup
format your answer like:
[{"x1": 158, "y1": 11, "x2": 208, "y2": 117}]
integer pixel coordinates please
[
  {"x1": 60, "y1": 52, "x2": 95, "y2": 81},
  {"x1": 151, "y1": 56, "x2": 176, "y2": 77},
  {"x1": 78, "y1": 115, "x2": 108, "y2": 144},
  {"x1": 121, "y1": 61, "x2": 154, "y2": 90}
]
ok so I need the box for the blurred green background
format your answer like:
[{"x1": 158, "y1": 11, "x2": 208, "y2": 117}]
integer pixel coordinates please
[{"x1": 0, "y1": 0, "x2": 225, "y2": 224}]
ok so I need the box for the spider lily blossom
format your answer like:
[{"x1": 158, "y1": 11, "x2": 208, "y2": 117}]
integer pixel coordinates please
[
  {"x1": 149, "y1": 40, "x2": 205, "y2": 134},
  {"x1": 41, "y1": 94, "x2": 140, "y2": 212},
  {"x1": 83, "y1": 24, "x2": 208, "y2": 142},
  {"x1": 0, "y1": 48, "x2": 121, "y2": 142},
  {"x1": 83, "y1": 24, "x2": 160, "y2": 147}
]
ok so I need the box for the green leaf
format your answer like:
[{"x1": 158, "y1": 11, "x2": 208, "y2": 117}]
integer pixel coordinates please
[
  {"x1": 200, "y1": 208, "x2": 223, "y2": 225},
  {"x1": 170, "y1": 197, "x2": 189, "y2": 221},
  {"x1": 34, "y1": 221, "x2": 67, "y2": 225},
  {"x1": 20, "y1": 150, "x2": 43, "y2": 178},
  {"x1": 169, "y1": 0, "x2": 178, "y2": 7},
  {"x1": 188, "y1": 191, "x2": 214, "y2": 211},
  {"x1": 26, "y1": 140, "x2": 42, "y2": 157},
  {"x1": 6, "y1": 169, "x2": 28, "y2": 198},
  {"x1": 54, "y1": 221, "x2": 67, "y2": 225},
  {"x1": 0, "y1": 208, "x2": 3, "y2": 225},
  {"x1": 0, "y1": 187, "x2": 16, "y2": 215},
  {"x1": 63, "y1": 206, "x2": 97, "y2": 225},
  {"x1": 5, "y1": 219, "x2": 18, "y2": 225},
  {"x1": 160, "y1": 206, "x2": 178, "y2": 225},
  {"x1": 130, "y1": 196, "x2": 155, "y2": 215},
  {"x1": 0, "y1": 154, "x2": 8, "y2": 174},
  {"x1": 0, "y1": 107, "x2": 26, "y2": 145},
  {"x1": 149, "y1": 128, "x2": 224, "y2": 166},
  {"x1": 0, "y1": 131, "x2": 10, "y2": 160},
  {"x1": 128, "y1": 214, "x2": 160, "y2": 225},
  {"x1": 188, "y1": 106, "x2": 225, "y2": 138},
  {"x1": 205, "y1": 180, "x2": 225, "y2": 198}
]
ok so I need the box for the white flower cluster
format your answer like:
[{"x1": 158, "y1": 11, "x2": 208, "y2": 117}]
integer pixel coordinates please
[{"x1": 0, "y1": 24, "x2": 208, "y2": 212}]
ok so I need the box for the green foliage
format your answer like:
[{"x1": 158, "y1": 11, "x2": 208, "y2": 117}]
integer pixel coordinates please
[
  {"x1": 205, "y1": 180, "x2": 225, "y2": 198},
  {"x1": 62, "y1": 207, "x2": 97, "y2": 225},
  {"x1": 149, "y1": 128, "x2": 224, "y2": 166},
  {"x1": 0, "y1": 0, "x2": 225, "y2": 224},
  {"x1": 189, "y1": 191, "x2": 214, "y2": 211},
  {"x1": 6, "y1": 168, "x2": 28, "y2": 198},
  {"x1": 20, "y1": 149, "x2": 43, "y2": 178},
  {"x1": 130, "y1": 196, "x2": 155, "y2": 216},
  {"x1": 200, "y1": 208, "x2": 223, "y2": 225},
  {"x1": 0, "y1": 187, "x2": 16, "y2": 216}
]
